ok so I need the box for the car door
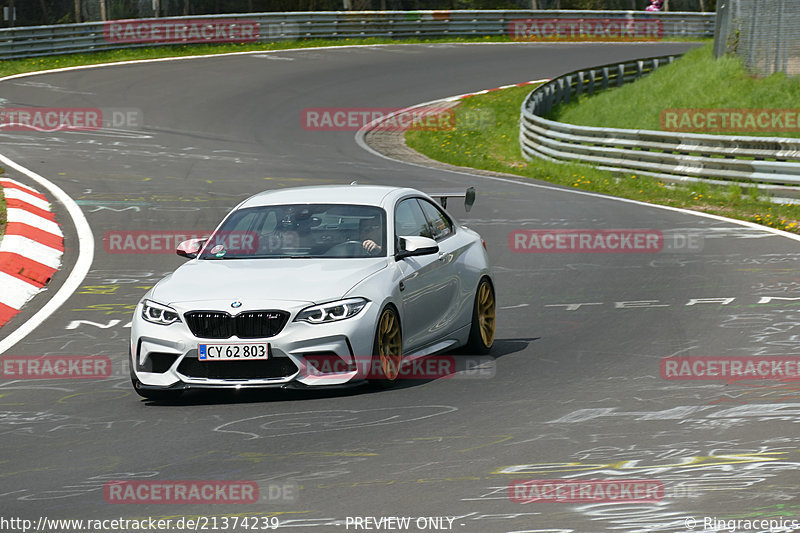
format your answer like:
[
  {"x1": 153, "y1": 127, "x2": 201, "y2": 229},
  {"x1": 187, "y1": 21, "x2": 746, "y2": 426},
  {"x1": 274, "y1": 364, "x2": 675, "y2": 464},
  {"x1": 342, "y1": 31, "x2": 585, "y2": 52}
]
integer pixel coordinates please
[
  {"x1": 393, "y1": 197, "x2": 455, "y2": 351},
  {"x1": 416, "y1": 198, "x2": 466, "y2": 336}
]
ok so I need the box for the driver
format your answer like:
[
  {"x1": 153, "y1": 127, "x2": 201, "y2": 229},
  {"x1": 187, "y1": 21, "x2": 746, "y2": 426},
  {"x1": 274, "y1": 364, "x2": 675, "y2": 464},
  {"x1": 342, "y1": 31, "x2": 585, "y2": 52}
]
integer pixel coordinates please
[{"x1": 360, "y1": 219, "x2": 383, "y2": 255}]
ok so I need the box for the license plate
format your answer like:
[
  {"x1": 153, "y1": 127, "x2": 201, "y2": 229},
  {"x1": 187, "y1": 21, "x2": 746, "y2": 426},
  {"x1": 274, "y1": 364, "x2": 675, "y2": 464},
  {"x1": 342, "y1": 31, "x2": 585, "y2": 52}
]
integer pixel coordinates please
[{"x1": 198, "y1": 343, "x2": 269, "y2": 361}]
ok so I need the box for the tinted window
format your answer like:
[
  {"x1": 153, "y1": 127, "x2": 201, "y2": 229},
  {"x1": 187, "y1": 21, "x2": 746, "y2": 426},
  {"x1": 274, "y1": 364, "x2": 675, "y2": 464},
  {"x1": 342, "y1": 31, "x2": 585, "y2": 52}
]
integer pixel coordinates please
[
  {"x1": 418, "y1": 199, "x2": 453, "y2": 241},
  {"x1": 395, "y1": 199, "x2": 433, "y2": 239},
  {"x1": 200, "y1": 204, "x2": 386, "y2": 259}
]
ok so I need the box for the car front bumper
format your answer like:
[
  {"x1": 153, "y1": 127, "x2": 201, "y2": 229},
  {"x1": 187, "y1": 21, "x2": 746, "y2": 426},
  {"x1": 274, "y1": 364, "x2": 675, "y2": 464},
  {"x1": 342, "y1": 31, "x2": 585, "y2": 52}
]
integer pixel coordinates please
[{"x1": 130, "y1": 298, "x2": 380, "y2": 390}]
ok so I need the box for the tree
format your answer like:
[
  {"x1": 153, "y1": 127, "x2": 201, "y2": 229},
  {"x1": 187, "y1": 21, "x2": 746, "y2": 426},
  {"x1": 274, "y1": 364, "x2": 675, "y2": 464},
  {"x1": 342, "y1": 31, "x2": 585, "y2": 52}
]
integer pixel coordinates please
[{"x1": 38, "y1": 0, "x2": 48, "y2": 24}]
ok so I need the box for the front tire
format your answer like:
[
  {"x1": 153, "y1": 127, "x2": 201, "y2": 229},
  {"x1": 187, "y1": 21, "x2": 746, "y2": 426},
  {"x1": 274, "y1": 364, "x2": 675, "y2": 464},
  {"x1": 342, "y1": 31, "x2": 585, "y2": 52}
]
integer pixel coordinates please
[
  {"x1": 369, "y1": 305, "x2": 403, "y2": 388},
  {"x1": 465, "y1": 277, "x2": 495, "y2": 354}
]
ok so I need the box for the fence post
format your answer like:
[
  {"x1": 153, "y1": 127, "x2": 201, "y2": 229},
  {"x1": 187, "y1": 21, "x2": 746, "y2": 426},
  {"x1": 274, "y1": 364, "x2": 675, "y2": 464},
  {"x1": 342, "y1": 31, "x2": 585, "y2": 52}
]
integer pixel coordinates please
[{"x1": 713, "y1": 0, "x2": 730, "y2": 58}]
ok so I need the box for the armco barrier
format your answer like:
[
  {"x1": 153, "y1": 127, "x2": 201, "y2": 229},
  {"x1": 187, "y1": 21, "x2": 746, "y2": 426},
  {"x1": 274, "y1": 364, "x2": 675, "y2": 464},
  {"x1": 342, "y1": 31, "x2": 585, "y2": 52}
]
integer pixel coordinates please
[
  {"x1": 0, "y1": 10, "x2": 715, "y2": 60},
  {"x1": 519, "y1": 56, "x2": 800, "y2": 187}
]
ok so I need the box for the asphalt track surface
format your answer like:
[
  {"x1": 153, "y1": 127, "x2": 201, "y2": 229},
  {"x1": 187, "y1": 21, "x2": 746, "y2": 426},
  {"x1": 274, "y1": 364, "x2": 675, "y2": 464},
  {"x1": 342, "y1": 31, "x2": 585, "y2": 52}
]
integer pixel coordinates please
[{"x1": 1, "y1": 42, "x2": 799, "y2": 532}]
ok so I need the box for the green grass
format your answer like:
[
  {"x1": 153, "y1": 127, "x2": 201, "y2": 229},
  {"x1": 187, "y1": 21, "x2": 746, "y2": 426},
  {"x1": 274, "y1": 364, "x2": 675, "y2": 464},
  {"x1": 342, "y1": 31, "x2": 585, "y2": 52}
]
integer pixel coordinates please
[
  {"x1": 406, "y1": 84, "x2": 800, "y2": 233},
  {"x1": 553, "y1": 43, "x2": 800, "y2": 137}
]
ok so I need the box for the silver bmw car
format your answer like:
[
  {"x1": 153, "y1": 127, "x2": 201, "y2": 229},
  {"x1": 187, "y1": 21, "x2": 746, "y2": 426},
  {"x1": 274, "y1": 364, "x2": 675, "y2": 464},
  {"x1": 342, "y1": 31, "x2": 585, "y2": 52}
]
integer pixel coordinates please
[{"x1": 129, "y1": 184, "x2": 495, "y2": 399}]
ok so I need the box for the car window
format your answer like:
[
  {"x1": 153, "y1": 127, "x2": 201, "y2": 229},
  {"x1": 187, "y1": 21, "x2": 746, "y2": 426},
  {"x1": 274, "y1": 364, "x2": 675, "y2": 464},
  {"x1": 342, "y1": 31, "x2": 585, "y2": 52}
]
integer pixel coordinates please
[
  {"x1": 417, "y1": 199, "x2": 453, "y2": 241},
  {"x1": 395, "y1": 198, "x2": 433, "y2": 239},
  {"x1": 200, "y1": 204, "x2": 385, "y2": 259}
]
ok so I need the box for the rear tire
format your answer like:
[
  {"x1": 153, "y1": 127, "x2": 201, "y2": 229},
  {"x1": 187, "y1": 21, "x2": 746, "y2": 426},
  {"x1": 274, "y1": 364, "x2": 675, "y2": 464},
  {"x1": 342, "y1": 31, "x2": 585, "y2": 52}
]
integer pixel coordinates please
[
  {"x1": 368, "y1": 305, "x2": 403, "y2": 388},
  {"x1": 465, "y1": 277, "x2": 495, "y2": 355}
]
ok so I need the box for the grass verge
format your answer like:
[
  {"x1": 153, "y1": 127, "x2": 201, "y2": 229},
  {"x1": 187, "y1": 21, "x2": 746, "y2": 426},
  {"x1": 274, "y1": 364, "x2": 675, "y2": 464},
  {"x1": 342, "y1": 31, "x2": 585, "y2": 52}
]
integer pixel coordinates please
[
  {"x1": 405, "y1": 84, "x2": 800, "y2": 233},
  {"x1": 553, "y1": 43, "x2": 800, "y2": 137}
]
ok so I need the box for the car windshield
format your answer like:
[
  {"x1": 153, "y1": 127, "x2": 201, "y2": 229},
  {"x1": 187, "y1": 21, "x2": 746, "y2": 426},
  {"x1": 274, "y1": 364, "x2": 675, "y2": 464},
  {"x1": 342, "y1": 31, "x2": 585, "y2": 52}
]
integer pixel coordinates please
[{"x1": 198, "y1": 203, "x2": 387, "y2": 259}]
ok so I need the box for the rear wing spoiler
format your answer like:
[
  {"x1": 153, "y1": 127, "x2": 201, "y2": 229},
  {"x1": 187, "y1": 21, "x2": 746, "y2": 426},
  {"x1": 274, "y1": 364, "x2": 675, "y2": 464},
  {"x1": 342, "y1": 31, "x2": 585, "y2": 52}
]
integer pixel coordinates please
[{"x1": 428, "y1": 187, "x2": 476, "y2": 212}]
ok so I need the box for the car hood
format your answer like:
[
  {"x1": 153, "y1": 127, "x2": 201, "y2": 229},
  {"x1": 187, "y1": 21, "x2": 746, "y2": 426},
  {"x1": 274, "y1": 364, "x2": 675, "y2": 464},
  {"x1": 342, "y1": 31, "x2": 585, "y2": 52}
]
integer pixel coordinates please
[{"x1": 151, "y1": 258, "x2": 388, "y2": 306}]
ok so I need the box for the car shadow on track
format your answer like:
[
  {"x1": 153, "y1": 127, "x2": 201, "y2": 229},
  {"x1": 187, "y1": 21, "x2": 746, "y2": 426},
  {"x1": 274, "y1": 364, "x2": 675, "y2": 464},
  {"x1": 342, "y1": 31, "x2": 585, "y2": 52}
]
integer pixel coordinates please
[{"x1": 137, "y1": 337, "x2": 538, "y2": 406}]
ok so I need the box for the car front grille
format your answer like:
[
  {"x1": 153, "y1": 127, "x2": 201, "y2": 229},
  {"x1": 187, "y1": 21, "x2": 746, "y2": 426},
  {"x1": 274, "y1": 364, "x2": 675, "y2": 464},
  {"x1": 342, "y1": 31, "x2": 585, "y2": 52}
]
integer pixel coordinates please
[
  {"x1": 184, "y1": 310, "x2": 289, "y2": 339},
  {"x1": 177, "y1": 356, "x2": 298, "y2": 380}
]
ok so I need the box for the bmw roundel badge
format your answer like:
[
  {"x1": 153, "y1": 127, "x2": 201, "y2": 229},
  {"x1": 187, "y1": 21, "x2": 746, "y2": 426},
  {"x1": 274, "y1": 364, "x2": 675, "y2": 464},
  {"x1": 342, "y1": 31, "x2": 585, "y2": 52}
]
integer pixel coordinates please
[{"x1": 231, "y1": 301, "x2": 242, "y2": 309}]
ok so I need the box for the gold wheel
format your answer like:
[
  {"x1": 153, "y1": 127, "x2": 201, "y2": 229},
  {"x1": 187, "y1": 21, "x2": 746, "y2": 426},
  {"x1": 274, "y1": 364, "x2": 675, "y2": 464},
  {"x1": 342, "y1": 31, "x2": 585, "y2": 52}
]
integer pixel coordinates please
[
  {"x1": 477, "y1": 280, "x2": 496, "y2": 348},
  {"x1": 376, "y1": 307, "x2": 402, "y2": 381}
]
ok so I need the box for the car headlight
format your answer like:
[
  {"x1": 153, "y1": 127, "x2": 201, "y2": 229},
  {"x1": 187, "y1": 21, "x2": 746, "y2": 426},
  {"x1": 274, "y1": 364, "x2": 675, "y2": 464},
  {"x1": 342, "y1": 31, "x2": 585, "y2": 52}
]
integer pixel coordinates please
[
  {"x1": 295, "y1": 298, "x2": 368, "y2": 324},
  {"x1": 141, "y1": 299, "x2": 181, "y2": 325}
]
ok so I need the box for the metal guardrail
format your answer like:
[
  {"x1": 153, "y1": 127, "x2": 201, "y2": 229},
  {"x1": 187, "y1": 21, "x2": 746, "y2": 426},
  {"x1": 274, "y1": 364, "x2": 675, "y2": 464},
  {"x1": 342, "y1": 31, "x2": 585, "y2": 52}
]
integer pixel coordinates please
[
  {"x1": 520, "y1": 56, "x2": 800, "y2": 187},
  {"x1": 0, "y1": 10, "x2": 715, "y2": 61}
]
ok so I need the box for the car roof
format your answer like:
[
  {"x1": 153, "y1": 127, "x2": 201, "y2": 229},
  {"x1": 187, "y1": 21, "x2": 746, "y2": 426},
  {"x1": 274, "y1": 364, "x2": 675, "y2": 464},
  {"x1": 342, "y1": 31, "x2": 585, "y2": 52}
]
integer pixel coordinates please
[{"x1": 238, "y1": 184, "x2": 423, "y2": 209}]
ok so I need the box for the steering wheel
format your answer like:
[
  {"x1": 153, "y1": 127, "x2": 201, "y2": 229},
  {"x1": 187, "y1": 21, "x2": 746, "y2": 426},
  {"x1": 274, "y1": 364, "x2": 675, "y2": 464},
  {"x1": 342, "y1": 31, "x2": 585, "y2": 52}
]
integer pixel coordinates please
[{"x1": 325, "y1": 240, "x2": 366, "y2": 257}]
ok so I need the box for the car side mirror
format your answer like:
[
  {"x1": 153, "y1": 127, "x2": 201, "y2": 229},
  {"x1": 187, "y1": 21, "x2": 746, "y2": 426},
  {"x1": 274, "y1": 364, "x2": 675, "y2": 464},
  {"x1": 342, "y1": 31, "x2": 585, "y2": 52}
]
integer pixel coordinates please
[
  {"x1": 176, "y1": 238, "x2": 206, "y2": 259},
  {"x1": 396, "y1": 236, "x2": 439, "y2": 260}
]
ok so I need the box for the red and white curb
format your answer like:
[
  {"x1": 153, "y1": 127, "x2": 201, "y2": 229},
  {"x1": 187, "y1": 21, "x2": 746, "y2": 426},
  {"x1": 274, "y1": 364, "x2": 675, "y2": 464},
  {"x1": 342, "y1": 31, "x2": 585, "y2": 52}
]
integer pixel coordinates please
[
  {"x1": 0, "y1": 177, "x2": 64, "y2": 327},
  {"x1": 453, "y1": 79, "x2": 548, "y2": 100}
]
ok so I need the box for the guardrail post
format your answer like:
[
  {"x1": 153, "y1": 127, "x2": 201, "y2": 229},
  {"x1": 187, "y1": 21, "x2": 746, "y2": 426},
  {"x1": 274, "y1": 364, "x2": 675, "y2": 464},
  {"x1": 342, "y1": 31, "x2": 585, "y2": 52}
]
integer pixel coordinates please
[
  {"x1": 713, "y1": 0, "x2": 731, "y2": 58},
  {"x1": 617, "y1": 64, "x2": 625, "y2": 87},
  {"x1": 601, "y1": 67, "x2": 609, "y2": 90}
]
